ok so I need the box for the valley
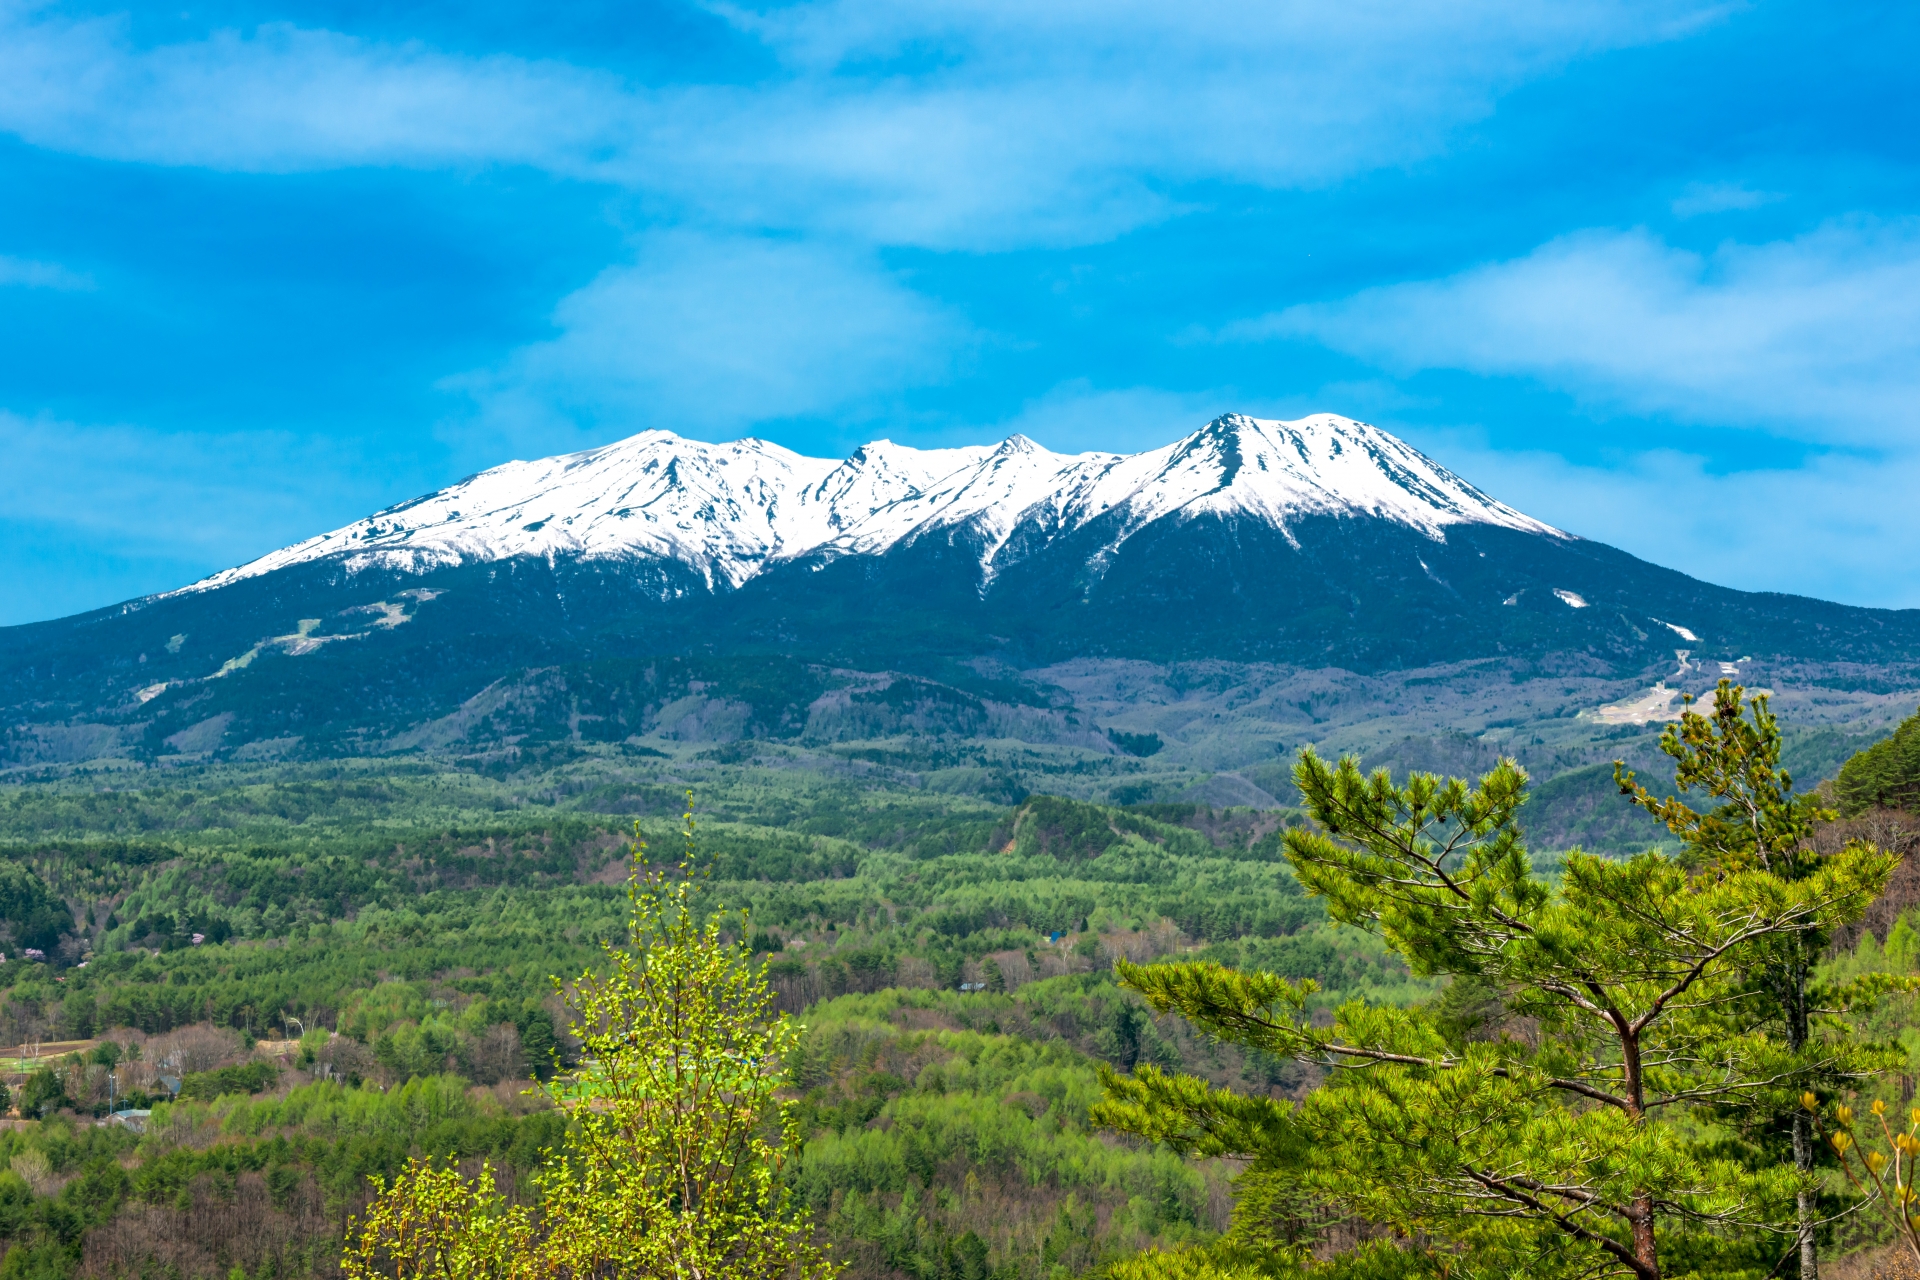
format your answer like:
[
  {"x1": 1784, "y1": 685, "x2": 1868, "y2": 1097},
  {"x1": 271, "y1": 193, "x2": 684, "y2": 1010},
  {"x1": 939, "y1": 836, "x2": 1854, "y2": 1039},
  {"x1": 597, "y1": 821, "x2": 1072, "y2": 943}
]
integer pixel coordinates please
[{"x1": 2, "y1": 415, "x2": 1919, "y2": 1278}]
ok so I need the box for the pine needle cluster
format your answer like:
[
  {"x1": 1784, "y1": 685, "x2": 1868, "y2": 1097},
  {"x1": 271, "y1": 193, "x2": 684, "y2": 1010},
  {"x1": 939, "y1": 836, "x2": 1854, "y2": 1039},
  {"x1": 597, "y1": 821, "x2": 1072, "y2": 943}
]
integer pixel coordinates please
[{"x1": 1095, "y1": 683, "x2": 1898, "y2": 1280}]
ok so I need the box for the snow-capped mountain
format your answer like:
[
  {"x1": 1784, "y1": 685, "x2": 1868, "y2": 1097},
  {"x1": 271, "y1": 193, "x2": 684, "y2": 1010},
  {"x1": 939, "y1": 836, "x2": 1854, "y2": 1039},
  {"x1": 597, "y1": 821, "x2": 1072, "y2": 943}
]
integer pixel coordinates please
[
  {"x1": 7, "y1": 403, "x2": 1920, "y2": 770},
  {"x1": 183, "y1": 414, "x2": 1561, "y2": 594}
]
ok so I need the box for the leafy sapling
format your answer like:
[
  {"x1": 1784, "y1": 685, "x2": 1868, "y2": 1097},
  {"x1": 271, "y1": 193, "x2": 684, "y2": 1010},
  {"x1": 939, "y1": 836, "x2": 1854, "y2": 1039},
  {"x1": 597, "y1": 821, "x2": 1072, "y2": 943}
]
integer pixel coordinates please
[{"x1": 346, "y1": 810, "x2": 837, "y2": 1280}]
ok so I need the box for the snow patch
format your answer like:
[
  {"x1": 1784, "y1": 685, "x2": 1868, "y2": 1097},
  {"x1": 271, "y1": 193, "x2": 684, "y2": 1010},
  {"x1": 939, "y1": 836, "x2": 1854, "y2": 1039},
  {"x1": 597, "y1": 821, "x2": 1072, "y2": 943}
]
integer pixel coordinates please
[
  {"x1": 1586, "y1": 684, "x2": 1681, "y2": 725},
  {"x1": 1553, "y1": 589, "x2": 1589, "y2": 609},
  {"x1": 1653, "y1": 619, "x2": 1700, "y2": 642}
]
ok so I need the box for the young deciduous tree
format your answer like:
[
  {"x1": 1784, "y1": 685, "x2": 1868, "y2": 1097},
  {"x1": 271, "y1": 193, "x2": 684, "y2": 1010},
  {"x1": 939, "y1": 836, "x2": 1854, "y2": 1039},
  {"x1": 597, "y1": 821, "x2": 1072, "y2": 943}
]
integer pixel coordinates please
[
  {"x1": 1096, "y1": 748, "x2": 1892, "y2": 1280},
  {"x1": 531, "y1": 827, "x2": 833, "y2": 1280},
  {"x1": 1810, "y1": 1094, "x2": 1920, "y2": 1268},
  {"x1": 343, "y1": 1161, "x2": 531, "y2": 1280},
  {"x1": 344, "y1": 817, "x2": 837, "y2": 1280}
]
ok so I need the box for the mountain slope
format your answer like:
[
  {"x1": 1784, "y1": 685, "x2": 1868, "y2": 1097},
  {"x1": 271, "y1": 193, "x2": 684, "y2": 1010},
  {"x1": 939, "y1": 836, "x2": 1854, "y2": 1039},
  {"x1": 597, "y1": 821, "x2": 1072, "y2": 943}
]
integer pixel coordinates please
[
  {"x1": 181, "y1": 414, "x2": 1559, "y2": 595},
  {"x1": 4, "y1": 412, "x2": 1919, "y2": 767}
]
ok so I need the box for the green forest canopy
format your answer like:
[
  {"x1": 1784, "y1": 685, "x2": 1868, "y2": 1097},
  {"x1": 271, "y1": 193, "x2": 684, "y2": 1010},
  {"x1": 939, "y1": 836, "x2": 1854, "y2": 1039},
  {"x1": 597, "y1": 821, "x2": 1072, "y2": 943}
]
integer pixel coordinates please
[
  {"x1": 0, "y1": 690, "x2": 1912, "y2": 1278},
  {"x1": 1837, "y1": 703, "x2": 1920, "y2": 815}
]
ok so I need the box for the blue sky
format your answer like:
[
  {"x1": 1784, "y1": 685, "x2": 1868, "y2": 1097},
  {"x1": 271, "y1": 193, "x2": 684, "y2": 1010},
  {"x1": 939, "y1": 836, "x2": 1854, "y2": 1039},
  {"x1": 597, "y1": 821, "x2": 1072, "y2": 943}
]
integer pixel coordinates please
[{"x1": 2, "y1": 0, "x2": 1917, "y2": 624}]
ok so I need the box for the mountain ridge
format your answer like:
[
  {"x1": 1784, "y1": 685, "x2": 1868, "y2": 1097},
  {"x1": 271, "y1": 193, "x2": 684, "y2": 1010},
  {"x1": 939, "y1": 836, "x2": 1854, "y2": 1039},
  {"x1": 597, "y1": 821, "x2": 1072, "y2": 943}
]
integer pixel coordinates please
[
  {"x1": 178, "y1": 413, "x2": 1562, "y2": 596},
  {"x1": 5, "y1": 410, "x2": 1919, "y2": 775}
]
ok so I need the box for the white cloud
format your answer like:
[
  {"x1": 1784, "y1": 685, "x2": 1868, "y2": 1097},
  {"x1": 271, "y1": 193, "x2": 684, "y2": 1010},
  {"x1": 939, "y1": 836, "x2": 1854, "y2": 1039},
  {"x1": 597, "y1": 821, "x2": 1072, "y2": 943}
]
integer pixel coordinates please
[
  {"x1": 690, "y1": 0, "x2": 1731, "y2": 246},
  {"x1": 0, "y1": 253, "x2": 92, "y2": 289},
  {"x1": 1227, "y1": 214, "x2": 1920, "y2": 605},
  {"x1": 1253, "y1": 220, "x2": 1920, "y2": 446},
  {"x1": 0, "y1": 0, "x2": 1726, "y2": 249},
  {"x1": 1671, "y1": 180, "x2": 1780, "y2": 217},
  {"x1": 0, "y1": 410, "x2": 393, "y2": 564},
  {"x1": 443, "y1": 233, "x2": 971, "y2": 463},
  {"x1": 1410, "y1": 430, "x2": 1920, "y2": 608},
  {"x1": 0, "y1": 13, "x2": 629, "y2": 172}
]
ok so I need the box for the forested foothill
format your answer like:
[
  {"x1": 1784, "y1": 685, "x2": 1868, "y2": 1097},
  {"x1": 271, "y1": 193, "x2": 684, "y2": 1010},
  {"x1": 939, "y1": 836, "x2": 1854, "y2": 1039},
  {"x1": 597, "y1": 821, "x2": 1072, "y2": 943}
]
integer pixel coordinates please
[{"x1": 0, "y1": 692, "x2": 1916, "y2": 1277}]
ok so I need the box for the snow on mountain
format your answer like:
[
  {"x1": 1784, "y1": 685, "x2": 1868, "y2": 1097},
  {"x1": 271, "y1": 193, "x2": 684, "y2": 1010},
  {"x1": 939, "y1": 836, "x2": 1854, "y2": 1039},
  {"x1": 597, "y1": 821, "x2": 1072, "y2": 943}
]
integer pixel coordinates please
[
  {"x1": 180, "y1": 413, "x2": 1563, "y2": 596},
  {"x1": 1091, "y1": 414, "x2": 1557, "y2": 538},
  {"x1": 783, "y1": 438, "x2": 999, "y2": 554},
  {"x1": 823, "y1": 433, "x2": 1108, "y2": 568}
]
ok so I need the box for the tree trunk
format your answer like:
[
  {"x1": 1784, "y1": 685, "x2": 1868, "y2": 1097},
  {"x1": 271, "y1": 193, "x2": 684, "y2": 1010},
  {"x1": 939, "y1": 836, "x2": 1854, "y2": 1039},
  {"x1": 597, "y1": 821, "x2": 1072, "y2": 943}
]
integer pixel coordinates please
[
  {"x1": 1631, "y1": 1197, "x2": 1661, "y2": 1280},
  {"x1": 1789, "y1": 941, "x2": 1818, "y2": 1280},
  {"x1": 1620, "y1": 1029, "x2": 1661, "y2": 1280},
  {"x1": 1793, "y1": 1108, "x2": 1818, "y2": 1280}
]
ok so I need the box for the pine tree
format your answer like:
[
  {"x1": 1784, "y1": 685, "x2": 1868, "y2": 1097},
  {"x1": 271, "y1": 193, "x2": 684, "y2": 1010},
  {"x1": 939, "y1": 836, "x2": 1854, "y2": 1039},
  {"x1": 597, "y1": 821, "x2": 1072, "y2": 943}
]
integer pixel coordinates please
[
  {"x1": 1614, "y1": 680, "x2": 1893, "y2": 1279},
  {"x1": 1096, "y1": 748, "x2": 1893, "y2": 1279},
  {"x1": 1834, "y1": 703, "x2": 1920, "y2": 816}
]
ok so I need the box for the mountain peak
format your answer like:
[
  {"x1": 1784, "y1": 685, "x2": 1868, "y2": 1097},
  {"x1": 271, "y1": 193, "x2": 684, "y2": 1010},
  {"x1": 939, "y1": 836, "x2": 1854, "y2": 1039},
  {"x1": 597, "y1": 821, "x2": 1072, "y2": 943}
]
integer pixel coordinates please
[
  {"x1": 1127, "y1": 412, "x2": 1560, "y2": 541},
  {"x1": 177, "y1": 413, "x2": 1562, "y2": 598}
]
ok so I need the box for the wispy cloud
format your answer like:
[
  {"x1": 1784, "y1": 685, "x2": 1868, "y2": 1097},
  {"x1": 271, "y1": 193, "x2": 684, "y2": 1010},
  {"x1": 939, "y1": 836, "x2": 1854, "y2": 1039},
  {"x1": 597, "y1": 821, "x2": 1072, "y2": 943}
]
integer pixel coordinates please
[
  {"x1": 0, "y1": 12, "x2": 622, "y2": 169},
  {"x1": 1671, "y1": 180, "x2": 1781, "y2": 217},
  {"x1": 442, "y1": 233, "x2": 972, "y2": 463},
  {"x1": 1415, "y1": 431, "x2": 1920, "y2": 609},
  {"x1": 1246, "y1": 220, "x2": 1920, "y2": 446},
  {"x1": 0, "y1": 0, "x2": 1726, "y2": 249},
  {"x1": 0, "y1": 410, "x2": 389, "y2": 563},
  {"x1": 1230, "y1": 214, "x2": 1920, "y2": 604},
  {"x1": 0, "y1": 253, "x2": 92, "y2": 290}
]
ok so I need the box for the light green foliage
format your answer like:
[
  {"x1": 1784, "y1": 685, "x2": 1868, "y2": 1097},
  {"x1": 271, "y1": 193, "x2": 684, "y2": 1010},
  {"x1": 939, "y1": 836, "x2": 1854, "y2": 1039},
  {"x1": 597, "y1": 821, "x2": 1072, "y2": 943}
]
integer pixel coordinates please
[
  {"x1": 342, "y1": 1159, "x2": 532, "y2": 1280},
  {"x1": 155, "y1": 1074, "x2": 496, "y2": 1143},
  {"x1": 1830, "y1": 913, "x2": 1920, "y2": 986},
  {"x1": 296, "y1": 1024, "x2": 332, "y2": 1066},
  {"x1": 1098, "y1": 745, "x2": 1895, "y2": 1280},
  {"x1": 346, "y1": 818, "x2": 837, "y2": 1280},
  {"x1": 0, "y1": 1120, "x2": 139, "y2": 1275},
  {"x1": 178, "y1": 1061, "x2": 278, "y2": 1101},
  {"x1": 1811, "y1": 1095, "x2": 1920, "y2": 1269},
  {"x1": 531, "y1": 822, "x2": 836, "y2": 1280},
  {"x1": 0, "y1": 767, "x2": 1384, "y2": 1277},
  {"x1": 1891, "y1": 918, "x2": 1920, "y2": 974},
  {"x1": 0, "y1": 760, "x2": 1462, "y2": 1278},
  {"x1": 790, "y1": 989, "x2": 1225, "y2": 1276},
  {"x1": 0, "y1": 1071, "x2": 568, "y2": 1275},
  {"x1": 1806, "y1": 879, "x2": 1920, "y2": 1280},
  {"x1": 1002, "y1": 797, "x2": 1217, "y2": 863}
]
